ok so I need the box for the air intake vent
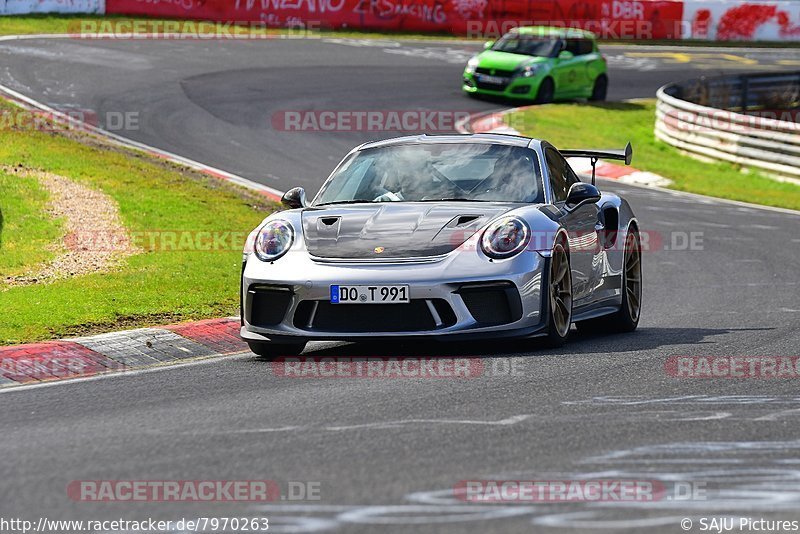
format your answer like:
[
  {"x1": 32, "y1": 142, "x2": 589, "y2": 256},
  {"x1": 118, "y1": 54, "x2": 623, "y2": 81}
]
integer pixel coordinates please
[
  {"x1": 457, "y1": 282, "x2": 523, "y2": 326},
  {"x1": 447, "y1": 214, "x2": 482, "y2": 228},
  {"x1": 456, "y1": 215, "x2": 480, "y2": 226},
  {"x1": 246, "y1": 285, "x2": 293, "y2": 327}
]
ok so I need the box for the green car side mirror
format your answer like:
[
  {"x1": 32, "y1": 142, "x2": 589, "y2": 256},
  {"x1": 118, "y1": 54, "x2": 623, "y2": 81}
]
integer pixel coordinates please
[
  {"x1": 484, "y1": 41, "x2": 494, "y2": 50},
  {"x1": 558, "y1": 50, "x2": 574, "y2": 60}
]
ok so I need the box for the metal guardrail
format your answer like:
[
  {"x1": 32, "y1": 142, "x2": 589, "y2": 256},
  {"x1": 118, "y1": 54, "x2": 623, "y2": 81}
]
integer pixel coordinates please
[{"x1": 655, "y1": 72, "x2": 800, "y2": 182}]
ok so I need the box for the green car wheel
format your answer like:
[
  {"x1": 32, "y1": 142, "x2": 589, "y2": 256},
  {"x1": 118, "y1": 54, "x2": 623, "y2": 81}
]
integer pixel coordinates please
[
  {"x1": 535, "y1": 78, "x2": 554, "y2": 104},
  {"x1": 590, "y1": 75, "x2": 608, "y2": 101}
]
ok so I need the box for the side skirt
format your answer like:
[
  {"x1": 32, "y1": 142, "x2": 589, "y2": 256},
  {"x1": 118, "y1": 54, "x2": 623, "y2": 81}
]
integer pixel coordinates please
[{"x1": 572, "y1": 301, "x2": 621, "y2": 323}]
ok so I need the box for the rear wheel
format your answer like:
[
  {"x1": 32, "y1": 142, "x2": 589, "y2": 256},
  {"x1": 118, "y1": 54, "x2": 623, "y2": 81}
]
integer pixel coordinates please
[
  {"x1": 617, "y1": 230, "x2": 642, "y2": 331},
  {"x1": 247, "y1": 341, "x2": 306, "y2": 359},
  {"x1": 590, "y1": 75, "x2": 608, "y2": 101},
  {"x1": 544, "y1": 241, "x2": 573, "y2": 347},
  {"x1": 577, "y1": 229, "x2": 642, "y2": 334},
  {"x1": 534, "y1": 78, "x2": 555, "y2": 104}
]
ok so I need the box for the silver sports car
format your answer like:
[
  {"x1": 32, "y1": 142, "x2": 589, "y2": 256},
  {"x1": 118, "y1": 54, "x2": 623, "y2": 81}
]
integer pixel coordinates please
[{"x1": 240, "y1": 134, "x2": 641, "y2": 356}]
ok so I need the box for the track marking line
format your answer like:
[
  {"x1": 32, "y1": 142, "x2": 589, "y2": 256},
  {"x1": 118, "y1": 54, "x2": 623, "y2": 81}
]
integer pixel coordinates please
[{"x1": 326, "y1": 414, "x2": 533, "y2": 431}]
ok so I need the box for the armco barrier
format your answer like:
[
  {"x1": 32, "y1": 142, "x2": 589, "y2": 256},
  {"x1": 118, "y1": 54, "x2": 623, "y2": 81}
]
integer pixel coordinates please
[
  {"x1": 0, "y1": 0, "x2": 104, "y2": 15},
  {"x1": 655, "y1": 72, "x2": 800, "y2": 181}
]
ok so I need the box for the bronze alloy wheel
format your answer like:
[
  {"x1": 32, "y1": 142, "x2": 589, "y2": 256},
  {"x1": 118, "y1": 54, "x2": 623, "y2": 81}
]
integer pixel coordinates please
[
  {"x1": 624, "y1": 231, "x2": 642, "y2": 323},
  {"x1": 550, "y1": 242, "x2": 573, "y2": 338}
]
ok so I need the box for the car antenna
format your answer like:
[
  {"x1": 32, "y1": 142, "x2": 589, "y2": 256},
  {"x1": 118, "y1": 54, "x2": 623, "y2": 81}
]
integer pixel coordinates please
[{"x1": 590, "y1": 157, "x2": 598, "y2": 186}]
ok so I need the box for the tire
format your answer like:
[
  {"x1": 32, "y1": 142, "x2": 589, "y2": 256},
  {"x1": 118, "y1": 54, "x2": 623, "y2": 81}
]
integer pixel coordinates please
[
  {"x1": 543, "y1": 240, "x2": 573, "y2": 347},
  {"x1": 590, "y1": 74, "x2": 608, "y2": 102},
  {"x1": 576, "y1": 229, "x2": 642, "y2": 334},
  {"x1": 247, "y1": 341, "x2": 306, "y2": 359},
  {"x1": 534, "y1": 77, "x2": 555, "y2": 104}
]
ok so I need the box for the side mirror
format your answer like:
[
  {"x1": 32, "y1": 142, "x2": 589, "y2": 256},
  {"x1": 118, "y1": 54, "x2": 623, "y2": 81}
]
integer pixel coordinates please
[
  {"x1": 484, "y1": 40, "x2": 494, "y2": 50},
  {"x1": 565, "y1": 182, "x2": 601, "y2": 209},
  {"x1": 281, "y1": 187, "x2": 307, "y2": 209},
  {"x1": 558, "y1": 50, "x2": 574, "y2": 60}
]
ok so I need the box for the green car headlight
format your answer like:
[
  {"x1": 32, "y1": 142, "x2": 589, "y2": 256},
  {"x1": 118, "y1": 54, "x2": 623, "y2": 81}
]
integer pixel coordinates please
[
  {"x1": 514, "y1": 64, "x2": 543, "y2": 78},
  {"x1": 465, "y1": 56, "x2": 480, "y2": 75}
]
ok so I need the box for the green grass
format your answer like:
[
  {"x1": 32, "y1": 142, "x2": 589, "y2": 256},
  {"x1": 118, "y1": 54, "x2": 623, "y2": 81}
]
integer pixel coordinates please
[
  {"x1": 0, "y1": 100, "x2": 278, "y2": 344},
  {"x1": 0, "y1": 170, "x2": 63, "y2": 276},
  {"x1": 507, "y1": 100, "x2": 800, "y2": 211}
]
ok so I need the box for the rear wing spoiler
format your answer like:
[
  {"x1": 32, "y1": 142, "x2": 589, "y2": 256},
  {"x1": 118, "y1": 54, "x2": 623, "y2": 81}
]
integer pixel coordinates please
[
  {"x1": 560, "y1": 142, "x2": 633, "y2": 184},
  {"x1": 560, "y1": 142, "x2": 633, "y2": 165}
]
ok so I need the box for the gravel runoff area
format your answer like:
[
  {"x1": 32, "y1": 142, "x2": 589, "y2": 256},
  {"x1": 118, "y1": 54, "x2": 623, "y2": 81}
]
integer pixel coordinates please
[{"x1": 1, "y1": 164, "x2": 137, "y2": 288}]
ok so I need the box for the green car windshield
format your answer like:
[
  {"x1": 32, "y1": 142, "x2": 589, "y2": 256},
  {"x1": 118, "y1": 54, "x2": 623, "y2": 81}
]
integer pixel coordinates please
[
  {"x1": 491, "y1": 35, "x2": 560, "y2": 57},
  {"x1": 315, "y1": 143, "x2": 544, "y2": 205}
]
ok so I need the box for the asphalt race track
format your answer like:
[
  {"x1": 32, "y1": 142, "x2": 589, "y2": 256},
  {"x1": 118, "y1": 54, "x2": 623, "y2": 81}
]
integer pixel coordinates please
[
  {"x1": 1, "y1": 37, "x2": 800, "y2": 533},
  {"x1": 2, "y1": 38, "x2": 800, "y2": 193}
]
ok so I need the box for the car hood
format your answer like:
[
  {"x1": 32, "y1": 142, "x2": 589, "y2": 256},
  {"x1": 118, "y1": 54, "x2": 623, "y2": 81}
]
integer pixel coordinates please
[
  {"x1": 476, "y1": 51, "x2": 548, "y2": 71},
  {"x1": 302, "y1": 202, "x2": 516, "y2": 259}
]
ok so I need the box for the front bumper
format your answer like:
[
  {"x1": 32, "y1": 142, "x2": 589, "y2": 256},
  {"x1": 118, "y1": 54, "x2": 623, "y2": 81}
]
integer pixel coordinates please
[
  {"x1": 240, "y1": 244, "x2": 548, "y2": 343},
  {"x1": 462, "y1": 72, "x2": 543, "y2": 100}
]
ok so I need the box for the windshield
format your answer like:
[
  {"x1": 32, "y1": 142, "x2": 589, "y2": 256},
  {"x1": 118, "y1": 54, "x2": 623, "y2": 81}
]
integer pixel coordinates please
[
  {"x1": 314, "y1": 143, "x2": 544, "y2": 205},
  {"x1": 491, "y1": 34, "x2": 560, "y2": 57}
]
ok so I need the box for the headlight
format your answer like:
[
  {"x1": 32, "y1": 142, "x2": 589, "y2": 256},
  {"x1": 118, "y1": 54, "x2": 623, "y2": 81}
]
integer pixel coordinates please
[
  {"x1": 514, "y1": 64, "x2": 543, "y2": 78},
  {"x1": 465, "y1": 56, "x2": 480, "y2": 74},
  {"x1": 253, "y1": 219, "x2": 294, "y2": 262},
  {"x1": 481, "y1": 217, "x2": 530, "y2": 259}
]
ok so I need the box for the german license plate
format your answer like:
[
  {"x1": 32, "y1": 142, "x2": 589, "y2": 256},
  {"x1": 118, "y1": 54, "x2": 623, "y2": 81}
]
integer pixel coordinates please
[
  {"x1": 330, "y1": 285, "x2": 410, "y2": 304},
  {"x1": 477, "y1": 74, "x2": 506, "y2": 84}
]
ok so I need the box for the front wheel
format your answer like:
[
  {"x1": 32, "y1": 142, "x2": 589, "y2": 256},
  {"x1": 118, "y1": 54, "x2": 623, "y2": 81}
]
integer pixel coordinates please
[
  {"x1": 247, "y1": 341, "x2": 306, "y2": 359},
  {"x1": 534, "y1": 78, "x2": 555, "y2": 104},
  {"x1": 544, "y1": 241, "x2": 573, "y2": 347}
]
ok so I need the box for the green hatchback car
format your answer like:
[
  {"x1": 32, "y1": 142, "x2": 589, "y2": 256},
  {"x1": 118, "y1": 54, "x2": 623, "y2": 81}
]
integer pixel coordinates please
[{"x1": 463, "y1": 27, "x2": 608, "y2": 103}]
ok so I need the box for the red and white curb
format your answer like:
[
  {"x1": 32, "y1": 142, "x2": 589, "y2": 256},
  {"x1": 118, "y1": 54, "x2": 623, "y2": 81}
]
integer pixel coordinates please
[
  {"x1": 0, "y1": 318, "x2": 248, "y2": 388},
  {"x1": 456, "y1": 105, "x2": 673, "y2": 188}
]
